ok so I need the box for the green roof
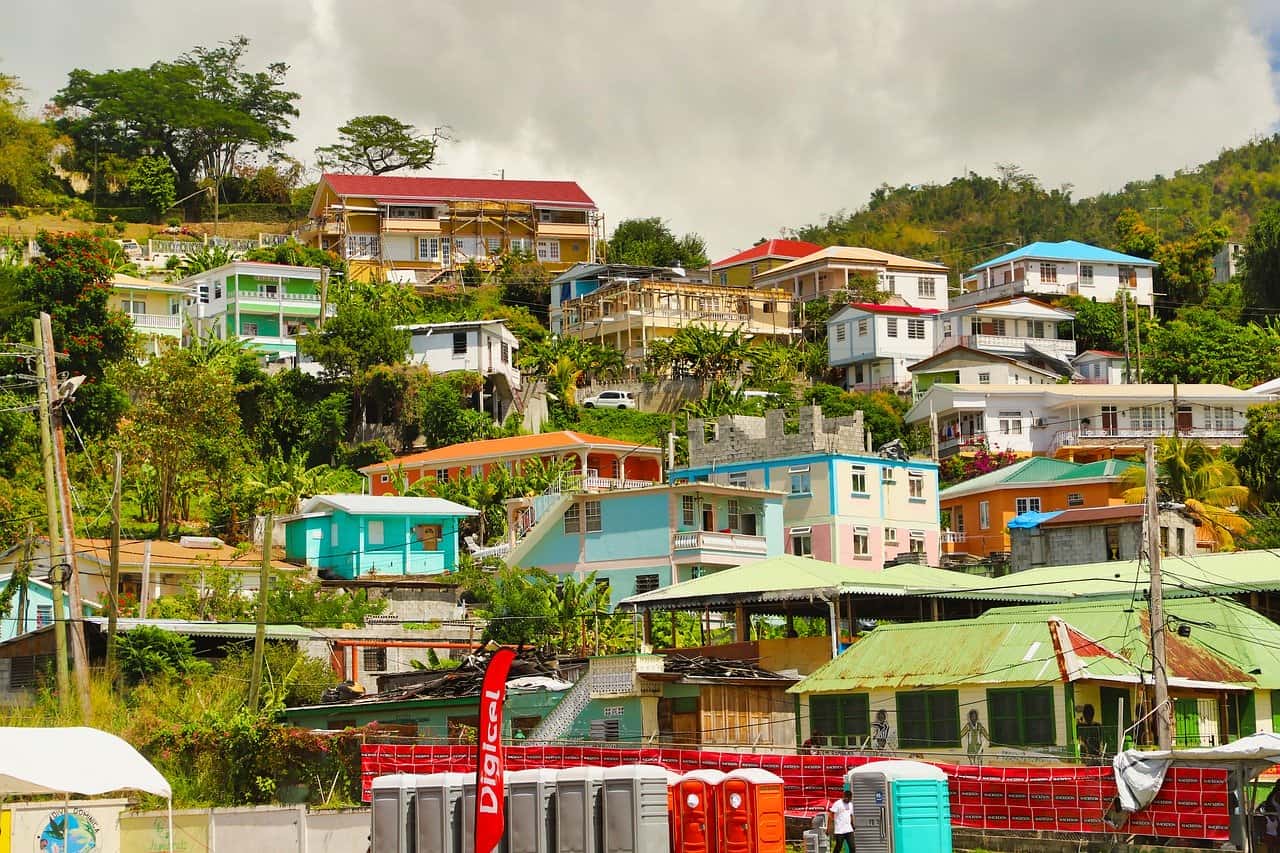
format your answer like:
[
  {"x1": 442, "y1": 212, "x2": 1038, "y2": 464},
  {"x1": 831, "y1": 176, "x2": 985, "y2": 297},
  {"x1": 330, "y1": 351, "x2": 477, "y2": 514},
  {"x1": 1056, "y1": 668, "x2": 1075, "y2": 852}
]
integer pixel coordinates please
[
  {"x1": 940, "y1": 457, "x2": 1137, "y2": 500},
  {"x1": 618, "y1": 555, "x2": 1005, "y2": 611},
  {"x1": 1065, "y1": 459, "x2": 1140, "y2": 480},
  {"x1": 792, "y1": 595, "x2": 1280, "y2": 694}
]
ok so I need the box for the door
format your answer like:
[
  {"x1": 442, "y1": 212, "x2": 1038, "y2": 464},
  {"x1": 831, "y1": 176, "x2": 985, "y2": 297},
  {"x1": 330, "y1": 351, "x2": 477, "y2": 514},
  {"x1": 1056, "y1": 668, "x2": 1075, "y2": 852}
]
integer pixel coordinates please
[
  {"x1": 306, "y1": 529, "x2": 323, "y2": 567},
  {"x1": 1174, "y1": 698, "x2": 1202, "y2": 747},
  {"x1": 1099, "y1": 687, "x2": 1132, "y2": 754},
  {"x1": 1176, "y1": 405, "x2": 1194, "y2": 433},
  {"x1": 1101, "y1": 406, "x2": 1118, "y2": 435},
  {"x1": 702, "y1": 504, "x2": 715, "y2": 532}
]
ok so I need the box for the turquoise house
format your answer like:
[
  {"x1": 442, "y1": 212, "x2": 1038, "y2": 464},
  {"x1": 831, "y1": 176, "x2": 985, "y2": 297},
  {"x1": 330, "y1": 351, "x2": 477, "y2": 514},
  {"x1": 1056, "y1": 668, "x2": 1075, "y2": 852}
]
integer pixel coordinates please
[
  {"x1": 0, "y1": 573, "x2": 100, "y2": 642},
  {"x1": 282, "y1": 494, "x2": 478, "y2": 579}
]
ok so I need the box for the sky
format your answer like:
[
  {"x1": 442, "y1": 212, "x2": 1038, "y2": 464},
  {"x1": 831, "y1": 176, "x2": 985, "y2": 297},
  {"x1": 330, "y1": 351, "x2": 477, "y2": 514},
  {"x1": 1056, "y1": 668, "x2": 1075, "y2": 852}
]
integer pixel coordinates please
[{"x1": 4, "y1": 1, "x2": 1280, "y2": 260}]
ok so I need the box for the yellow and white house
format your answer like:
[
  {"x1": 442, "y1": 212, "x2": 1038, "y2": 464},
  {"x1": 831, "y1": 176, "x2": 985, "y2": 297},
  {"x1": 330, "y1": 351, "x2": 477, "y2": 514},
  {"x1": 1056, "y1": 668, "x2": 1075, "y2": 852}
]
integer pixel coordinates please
[
  {"x1": 709, "y1": 238, "x2": 822, "y2": 288},
  {"x1": 110, "y1": 273, "x2": 186, "y2": 356},
  {"x1": 299, "y1": 174, "x2": 601, "y2": 284}
]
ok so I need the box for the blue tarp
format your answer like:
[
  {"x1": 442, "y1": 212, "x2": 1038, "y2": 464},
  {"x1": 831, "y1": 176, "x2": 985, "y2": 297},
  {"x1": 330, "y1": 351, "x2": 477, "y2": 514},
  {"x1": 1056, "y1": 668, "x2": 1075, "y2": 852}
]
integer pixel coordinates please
[{"x1": 1006, "y1": 510, "x2": 1064, "y2": 529}]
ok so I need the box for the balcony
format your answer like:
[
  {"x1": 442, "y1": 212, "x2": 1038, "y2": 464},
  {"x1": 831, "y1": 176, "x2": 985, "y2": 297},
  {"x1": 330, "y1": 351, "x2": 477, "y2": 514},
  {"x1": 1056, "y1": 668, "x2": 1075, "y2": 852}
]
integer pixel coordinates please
[
  {"x1": 1053, "y1": 427, "x2": 1245, "y2": 452},
  {"x1": 242, "y1": 287, "x2": 321, "y2": 303},
  {"x1": 949, "y1": 279, "x2": 1078, "y2": 310},
  {"x1": 937, "y1": 431, "x2": 988, "y2": 456},
  {"x1": 935, "y1": 334, "x2": 1075, "y2": 360},
  {"x1": 127, "y1": 313, "x2": 182, "y2": 333},
  {"x1": 941, "y1": 530, "x2": 966, "y2": 544},
  {"x1": 380, "y1": 217, "x2": 441, "y2": 234},
  {"x1": 672, "y1": 530, "x2": 769, "y2": 558}
]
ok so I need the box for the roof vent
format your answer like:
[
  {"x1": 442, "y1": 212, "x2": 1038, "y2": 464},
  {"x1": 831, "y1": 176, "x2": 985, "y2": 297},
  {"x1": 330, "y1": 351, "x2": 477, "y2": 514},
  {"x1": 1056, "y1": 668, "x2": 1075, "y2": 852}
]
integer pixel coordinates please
[{"x1": 179, "y1": 536, "x2": 225, "y2": 550}]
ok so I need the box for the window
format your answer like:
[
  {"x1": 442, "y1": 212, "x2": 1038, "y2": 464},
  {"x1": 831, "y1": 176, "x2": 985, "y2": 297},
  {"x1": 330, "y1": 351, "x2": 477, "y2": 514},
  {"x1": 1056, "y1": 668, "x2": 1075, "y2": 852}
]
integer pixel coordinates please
[
  {"x1": 908, "y1": 471, "x2": 924, "y2": 498},
  {"x1": 809, "y1": 694, "x2": 870, "y2": 748},
  {"x1": 987, "y1": 687, "x2": 1055, "y2": 746},
  {"x1": 1118, "y1": 265, "x2": 1137, "y2": 288},
  {"x1": 1128, "y1": 406, "x2": 1166, "y2": 432},
  {"x1": 1175, "y1": 527, "x2": 1186, "y2": 555},
  {"x1": 790, "y1": 529, "x2": 813, "y2": 557},
  {"x1": 979, "y1": 501, "x2": 990, "y2": 529},
  {"x1": 853, "y1": 527, "x2": 870, "y2": 556},
  {"x1": 367, "y1": 520, "x2": 384, "y2": 545},
  {"x1": 854, "y1": 365, "x2": 864, "y2": 384},
  {"x1": 379, "y1": 474, "x2": 390, "y2": 484},
  {"x1": 634, "y1": 574, "x2": 660, "y2": 595},
  {"x1": 501, "y1": 342, "x2": 510, "y2": 364},
  {"x1": 241, "y1": 322, "x2": 259, "y2": 336},
  {"x1": 953, "y1": 507, "x2": 965, "y2": 533},
  {"x1": 487, "y1": 237, "x2": 501, "y2": 254},
  {"x1": 452, "y1": 331, "x2": 467, "y2": 355},
  {"x1": 907, "y1": 318, "x2": 926, "y2": 339},
  {"x1": 728, "y1": 471, "x2": 748, "y2": 488},
  {"x1": 977, "y1": 372, "x2": 991, "y2": 384},
  {"x1": 999, "y1": 411, "x2": 1022, "y2": 435},
  {"x1": 1015, "y1": 497, "x2": 1042, "y2": 514},
  {"x1": 884, "y1": 527, "x2": 898, "y2": 544},
  {"x1": 585, "y1": 500, "x2": 602, "y2": 533},
  {"x1": 362, "y1": 647, "x2": 388, "y2": 672},
  {"x1": 1028, "y1": 320, "x2": 1046, "y2": 338},
  {"x1": 918, "y1": 277, "x2": 935, "y2": 298},
  {"x1": 719, "y1": 272, "x2": 728, "y2": 285},
  {"x1": 121, "y1": 299, "x2": 146, "y2": 315},
  {"x1": 564, "y1": 503, "x2": 581, "y2": 534},
  {"x1": 1210, "y1": 406, "x2": 1235, "y2": 430},
  {"x1": 857, "y1": 319, "x2": 869, "y2": 336},
  {"x1": 1067, "y1": 492, "x2": 1085, "y2": 507},
  {"x1": 345, "y1": 234, "x2": 380, "y2": 258},
  {"x1": 835, "y1": 324, "x2": 847, "y2": 342},
  {"x1": 35, "y1": 605, "x2": 53, "y2": 629},
  {"x1": 1080, "y1": 264, "x2": 1094, "y2": 285},
  {"x1": 850, "y1": 465, "x2": 867, "y2": 494},
  {"x1": 881, "y1": 466, "x2": 895, "y2": 485},
  {"x1": 727, "y1": 499, "x2": 741, "y2": 531},
  {"x1": 388, "y1": 205, "x2": 431, "y2": 219},
  {"x1": 789, "y1": 465, "x2": 811, "y2": 495},
  {"x1": 882, "y1": 274, "x2": 896, "y2": 294},
  {"x1": 886, "y1": 317, "x2": 898, "y2": 338},
  {"x1": 749, "y1": 263, "x2": 759, "y2": 276},
  {"x1": 896, "y1": 690, "x2": 960, "y2": 748},
  {"x1": 1039, "y1": 263, "x2": 1058, "y2": 283},
  {"x1": 435, "y1": 468, "x2": 450, "y2": 482},
  {"x1": 536, "y1": 240, "x2": 561, "y2": 262},
  {"x1": 589, "y1": 719, "x2": 621, "y2": 741},
  {"x1": 909, "y1": 531, "x2": 926, "y2": 554},
  {"x1": 510, "y1": 237, "x2": 533, "y2": 254},
  {"x1": 1093, "y1": 362, "x2": 1102, "y2": 378}
]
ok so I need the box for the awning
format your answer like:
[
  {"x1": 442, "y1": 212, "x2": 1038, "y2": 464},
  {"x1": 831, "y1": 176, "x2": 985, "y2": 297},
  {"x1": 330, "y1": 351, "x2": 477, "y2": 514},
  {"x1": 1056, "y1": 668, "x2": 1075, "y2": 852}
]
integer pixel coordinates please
[
  {"x1": 1007, "y1": 510, "x2": 1065, "y2": 529},
  {"x1": 1114, "y1": 732, "x2": 1280, "y2": 813},
  {"x1": 0, "y1": 727, "x2": 170, "y2": 797}
]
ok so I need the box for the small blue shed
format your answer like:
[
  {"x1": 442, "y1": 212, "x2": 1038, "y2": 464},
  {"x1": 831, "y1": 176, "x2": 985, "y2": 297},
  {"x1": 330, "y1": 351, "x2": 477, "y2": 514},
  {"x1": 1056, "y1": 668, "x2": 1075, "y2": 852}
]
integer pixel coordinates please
[{"x1": 282, "y1": 494, "x2": 478, "y2": 579}]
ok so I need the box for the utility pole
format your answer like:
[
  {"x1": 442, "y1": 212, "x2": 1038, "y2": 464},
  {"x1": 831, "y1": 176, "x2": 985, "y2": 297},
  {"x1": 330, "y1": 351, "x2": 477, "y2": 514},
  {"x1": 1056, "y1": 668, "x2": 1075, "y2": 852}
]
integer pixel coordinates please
[
  {"x1": 41, "y1": 313, "x2": 92, "y2": 719},
  {"x1": 1133, "y1": 295, "x2": 1144, "y2": 383},
  {"x1": 1120, "y1": 294, "x2": 1132, "y2": 383},
  {"x1": 106, "y1": 450, "x2": 122, "y2": 687},
  {"x1": 247, "y1": 512, "x2": 272, "y2": 711},
  {"x1": 32, "y1": 317, "x2": 70, "y2": 706},
  {"x1": 1146, "y1": 441, "x2": 1172, "y2": 750},
  {"x1": 17, "y1": 522, "x2": 33, "y2": 636},
  {"x1": 318, "y1": 266, "x2": 330, "y2": 331}
]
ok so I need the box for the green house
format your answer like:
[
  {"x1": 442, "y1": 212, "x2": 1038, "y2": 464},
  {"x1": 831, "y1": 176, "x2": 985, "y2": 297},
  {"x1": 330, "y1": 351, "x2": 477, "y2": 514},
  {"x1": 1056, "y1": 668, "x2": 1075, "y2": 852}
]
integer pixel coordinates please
[
  {"x1": 180, "y1": 261, "x2": 331, "y2": 360},
  {"x1": 282, "y1": 494, "x2": 478, "y2": 579}
]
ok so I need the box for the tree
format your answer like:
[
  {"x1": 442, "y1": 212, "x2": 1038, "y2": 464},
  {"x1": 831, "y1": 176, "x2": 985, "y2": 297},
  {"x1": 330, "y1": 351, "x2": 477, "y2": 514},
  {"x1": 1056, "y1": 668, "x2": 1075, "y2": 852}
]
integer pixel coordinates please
[
  {"x1": 116, "y1": 626, "x2": 211, "y2": 683},
  {"x1": 54, "y1": 36, "x2": 299, "y2": 213},
  {"x1": 1144, "y1": 307, "x2": 1280, "y2": 386},
  {"x1": 1121, "y1": 437, "x2": 1251, "y2": 549},
  {"x1": 606, "y1": 217, "x2": 708, "y2": 268},
  {"x1": 128, "y1": 155, "x2": 176, "y2": 220},
  {"x1": 1153, "y1": 223, "x2": 1229, "y2": 308},
  {"x1": 178, "y1": 244, "x2": 240, "y2": 275},
  {"x1": 0, "y1": 75, "x2": 61, "y2": 206},
  {"x1": 1242, "y1": 203, "x2": 1280, "y2": 315},
  {"x1": 409, "y1": 372, "x2": 496, "y2": 450},
  {"x1": 1234, "y1": 402, "x2": 1280, "y2": 504},
  {"x1": 315, "y1": 115, "x2": 449, "y2": 175}
]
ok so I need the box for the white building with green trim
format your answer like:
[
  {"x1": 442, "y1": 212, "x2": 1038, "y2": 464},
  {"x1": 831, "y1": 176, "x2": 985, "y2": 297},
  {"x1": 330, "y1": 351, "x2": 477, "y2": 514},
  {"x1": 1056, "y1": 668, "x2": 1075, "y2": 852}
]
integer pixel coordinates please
[{"x1": 180, "y1": 261, "x2": 330, "y2": 360}]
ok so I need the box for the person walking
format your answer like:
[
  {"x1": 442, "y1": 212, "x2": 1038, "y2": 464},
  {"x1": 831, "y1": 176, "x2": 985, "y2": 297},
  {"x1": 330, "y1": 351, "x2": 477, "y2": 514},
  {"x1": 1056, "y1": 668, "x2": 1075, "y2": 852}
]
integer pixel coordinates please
[{"x1": 828, "y1": 787, "x2": 855, "y2": 853}]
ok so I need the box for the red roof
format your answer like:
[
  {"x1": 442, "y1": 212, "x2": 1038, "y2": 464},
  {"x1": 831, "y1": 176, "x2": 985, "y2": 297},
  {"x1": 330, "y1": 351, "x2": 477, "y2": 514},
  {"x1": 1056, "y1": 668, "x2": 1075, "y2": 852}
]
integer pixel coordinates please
[
  {"x1": 1039, "y1": 504, "x2": 1143, "y2": 526},
  {"x1": 711, "y1": 239, "x2": 822, "y2": 269},
  {"x1": 322, "y1": 174, "x2": 596, "y2": 208},
  {"x1": 360, "y1": 431, "x2": 660, "y2": 473},
  {"x1": 846, "y1": 302, "x2": 941, "y2": 316},
  {"x1": 1078, "y1": 349, "x2": 1126, "y2": 359}
]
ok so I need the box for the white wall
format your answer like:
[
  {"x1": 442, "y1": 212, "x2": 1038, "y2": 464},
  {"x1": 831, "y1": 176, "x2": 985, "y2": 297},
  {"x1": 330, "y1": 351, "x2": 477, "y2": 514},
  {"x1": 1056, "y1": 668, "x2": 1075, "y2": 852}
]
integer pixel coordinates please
[
  {"x1": 407, "y1": 326, "x2": 520, "y2": 386},
  {"x1": 828, "y1": 310, "x2": 935, "y2": 367}
]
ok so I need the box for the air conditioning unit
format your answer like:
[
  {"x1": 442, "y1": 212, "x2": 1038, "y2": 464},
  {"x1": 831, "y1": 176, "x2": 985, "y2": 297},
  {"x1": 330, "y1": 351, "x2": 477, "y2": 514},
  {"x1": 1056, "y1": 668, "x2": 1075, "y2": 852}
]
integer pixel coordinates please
[{"x1": 1035, "y1": 417, "x2": 1046, "y2": 427}]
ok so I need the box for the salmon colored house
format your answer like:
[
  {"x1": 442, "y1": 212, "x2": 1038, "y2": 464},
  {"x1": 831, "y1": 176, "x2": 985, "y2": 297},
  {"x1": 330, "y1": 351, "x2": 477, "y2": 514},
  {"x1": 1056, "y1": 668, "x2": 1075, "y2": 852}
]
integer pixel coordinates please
[
  {"x1": 361, "y1": 431, "x2": 664, "y2": 496},
  {"x1": 940, "y1": 457, "x2": 1138, "y2": 560}
]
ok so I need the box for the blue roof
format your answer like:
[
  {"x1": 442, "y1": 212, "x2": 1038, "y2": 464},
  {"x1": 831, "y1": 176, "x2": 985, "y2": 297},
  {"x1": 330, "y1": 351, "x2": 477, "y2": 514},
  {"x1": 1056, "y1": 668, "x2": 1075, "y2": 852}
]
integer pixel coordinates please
[
  {"x1": 969, "y1": 240, "x2": 1159, "y2": 273},
  {"x1": 1006, "y1": 510, "x2": 1064, "y2": 529}
]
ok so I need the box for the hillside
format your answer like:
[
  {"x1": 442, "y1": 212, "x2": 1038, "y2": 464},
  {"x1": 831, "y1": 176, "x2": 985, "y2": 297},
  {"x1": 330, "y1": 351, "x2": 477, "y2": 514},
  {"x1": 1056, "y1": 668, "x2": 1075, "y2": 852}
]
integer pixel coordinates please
[{"x1": 791, "y1": 134, "x2": 1280, "y2": 275}]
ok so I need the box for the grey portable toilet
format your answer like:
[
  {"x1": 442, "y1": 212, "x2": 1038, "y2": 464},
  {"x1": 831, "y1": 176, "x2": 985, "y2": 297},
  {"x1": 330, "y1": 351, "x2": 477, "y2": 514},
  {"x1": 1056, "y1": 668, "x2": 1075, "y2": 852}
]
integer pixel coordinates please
[
  {"x1": 847, "y1": 760, "x2": 952, "y2": 853},
  {"x1": 556, "y1": 766, "x2": 605, "y2": 853},
  {"x1": 371, "y1": 773, "x2": 416, "y2": 853},
  {"x1": 601, "y1": 764, "x2": 671, "y2": 853},
  {"x1": 414, "y1": 771, "x2": 471, "y2": 853},
  {"x1": 459, "y1": 776, "x2": 479, "y2": 853},
  {"x1": 508, "y1": 768, "x2": 559, "y2": 853}
]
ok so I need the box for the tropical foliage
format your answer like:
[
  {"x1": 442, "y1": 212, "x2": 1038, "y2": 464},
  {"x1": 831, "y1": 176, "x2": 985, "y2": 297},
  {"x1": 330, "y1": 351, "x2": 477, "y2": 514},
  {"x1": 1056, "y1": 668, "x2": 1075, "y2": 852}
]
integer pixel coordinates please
[{"x1": 1121, "y1": 437, "x2": 1251, "y2": 549}]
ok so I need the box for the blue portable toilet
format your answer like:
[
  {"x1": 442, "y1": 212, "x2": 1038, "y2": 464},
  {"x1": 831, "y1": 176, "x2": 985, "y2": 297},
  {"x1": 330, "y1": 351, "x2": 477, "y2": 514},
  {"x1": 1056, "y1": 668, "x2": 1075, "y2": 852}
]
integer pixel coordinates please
[{"x1": 846, "y1": 760, "x2": 951, "y2": 853}]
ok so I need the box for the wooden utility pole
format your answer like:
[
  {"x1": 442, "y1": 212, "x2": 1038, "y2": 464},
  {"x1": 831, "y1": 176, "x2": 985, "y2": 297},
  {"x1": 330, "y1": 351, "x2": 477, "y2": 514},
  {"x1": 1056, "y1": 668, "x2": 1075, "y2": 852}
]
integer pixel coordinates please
[
  {"x1": 41, "y1": 313, "x2": 92, "y2": 719},
  {"x1": 33, "y1": 318, "x2": 70, "y2": 705},
  {"x1": 1146, "y1": 441, "x2": 1172, "y2": 750},
  {"x1": 1133, "y1": 296, "x2": 1144, "y2": 383},
  {"x1": 247, "y1": 512, "x2": 272, "y2": 711},
  {"x1": 16, "y1": 523, "x2": 33, "y2": 636},
  {"x1": 106, "y1": 450, "x2": 122, "y2": 686},
  {"x1": 1120, "y1": 294, "x2": 1132, "y2": 383},
  {"x1": 318, "y1": 266, "x2": 330, "y2": 331}
]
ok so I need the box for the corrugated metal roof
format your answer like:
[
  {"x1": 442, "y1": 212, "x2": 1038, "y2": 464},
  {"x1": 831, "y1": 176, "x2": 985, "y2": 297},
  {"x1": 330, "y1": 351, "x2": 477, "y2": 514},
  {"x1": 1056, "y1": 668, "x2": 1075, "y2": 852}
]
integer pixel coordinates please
[
  {"x1": 711, "y1": 239, "x2": 822, "y2": 269},
  {"x1": 322, "y1": 174, "x2": 597, "y2": 208},
  {"x1": 85, "y1": 618, "x2": 322, "y2": 641},
  {"x1": 293, "y1": 494, "x2": 479, "y2": 518},
  {"x1": 1035, "y1": 504, "x2": 1143, "y2": 526},
  {"x1": 361, "y1": 431, "x2": 660, "y2": 473},
  {"x1": 969, "y1": 240, "x2": 1159, "y2": 272}
]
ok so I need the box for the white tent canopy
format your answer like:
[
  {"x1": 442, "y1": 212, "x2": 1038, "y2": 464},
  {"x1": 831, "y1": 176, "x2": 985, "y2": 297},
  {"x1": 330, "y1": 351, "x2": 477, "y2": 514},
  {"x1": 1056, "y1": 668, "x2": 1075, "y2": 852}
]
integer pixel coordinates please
[
  {"x1": 1114, "y1": 732, "x2": 1280, "y2": 813},
  {"x1": 0, "y1": 727, "x2": 171, "y2": 796}
]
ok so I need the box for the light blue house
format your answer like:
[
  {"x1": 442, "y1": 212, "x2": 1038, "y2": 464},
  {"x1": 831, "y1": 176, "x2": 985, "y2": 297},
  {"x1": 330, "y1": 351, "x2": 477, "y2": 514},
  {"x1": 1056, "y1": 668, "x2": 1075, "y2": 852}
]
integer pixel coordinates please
[
  {"x1": 502, "y1": 483, "x2": 786, "y2": 606},
  {"x1": 282, "y1": 494, "x2": 478, "y2": 579},
  {"x1": 0, "y1": 573, "x2": 100, "y2": 642}
]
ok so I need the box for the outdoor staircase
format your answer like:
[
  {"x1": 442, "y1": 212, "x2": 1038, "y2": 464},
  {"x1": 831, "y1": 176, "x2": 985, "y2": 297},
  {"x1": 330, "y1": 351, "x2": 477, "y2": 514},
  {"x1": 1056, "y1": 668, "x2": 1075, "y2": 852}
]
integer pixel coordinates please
[
  {"x1": 504, "y1": 491, "x2": 573, "y2": 567},
  {"x1": 526, "y1": 672, "x2": 593, "y2": 745}
]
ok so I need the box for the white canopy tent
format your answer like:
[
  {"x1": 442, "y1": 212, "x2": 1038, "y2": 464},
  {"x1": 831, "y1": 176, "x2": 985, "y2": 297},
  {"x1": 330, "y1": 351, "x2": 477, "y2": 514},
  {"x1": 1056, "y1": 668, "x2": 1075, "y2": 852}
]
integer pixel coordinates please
[{"x1": 0, "y1": 727, "x2": 172, "y2": 852}]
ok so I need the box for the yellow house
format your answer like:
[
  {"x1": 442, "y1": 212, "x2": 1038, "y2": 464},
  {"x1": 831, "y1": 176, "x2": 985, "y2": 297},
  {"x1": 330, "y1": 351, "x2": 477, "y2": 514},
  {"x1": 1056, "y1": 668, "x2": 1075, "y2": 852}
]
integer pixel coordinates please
[
  {"x1": 709, "y1": 238, "x2": 821, "y2": 288},
  {"x1": 299, "y1": 174, "x2": 601, "y2": 284},
  {"x1": 110, "y1": 273, "x2": 186, "y2": 356}
]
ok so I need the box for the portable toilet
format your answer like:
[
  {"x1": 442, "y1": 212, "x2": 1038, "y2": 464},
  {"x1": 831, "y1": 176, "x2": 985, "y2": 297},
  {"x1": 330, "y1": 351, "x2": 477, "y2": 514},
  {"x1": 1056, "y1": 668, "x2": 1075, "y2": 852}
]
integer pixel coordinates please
[
  {"x1": 556, "y1": 766, "x2": 605, "y2": 853},
  {"x1": 414, "y1": 771, "x2": 471, "y2": 853},
  {"x1": 370, "y1": 774, "x2": 415, "y2": 853},
  {"x1": 719, "y1": 768, "x2": 787, "y2": 853},
  {"x1": 847, "y1": 760, "x2": 952, "y2": 853},
  {"x1": 508, "y1": 768, "x2": 559, "y2": 853},
  {"x1": 672, "y1": 769, "x2": 725, "y2": 853},
  {"x1": 601, "y1": 764, "x2": 671, "y2": 853}
]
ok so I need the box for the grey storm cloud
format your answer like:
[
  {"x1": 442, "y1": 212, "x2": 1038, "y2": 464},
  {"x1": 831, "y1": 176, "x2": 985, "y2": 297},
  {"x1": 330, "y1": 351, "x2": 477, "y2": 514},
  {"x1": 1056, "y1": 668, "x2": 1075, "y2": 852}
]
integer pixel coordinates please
[{"x1": 4, "y1": 0, "x2": 1278, "y2": 257}]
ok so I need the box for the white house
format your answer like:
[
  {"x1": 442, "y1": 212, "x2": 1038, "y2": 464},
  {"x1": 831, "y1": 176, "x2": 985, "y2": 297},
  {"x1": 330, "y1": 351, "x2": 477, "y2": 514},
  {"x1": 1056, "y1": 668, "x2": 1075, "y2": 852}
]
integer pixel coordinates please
[
  {"x1": 906, "y1": 383, "x2": 1273, "y2": 460},
  {"x1": 754, "y1": 246, "x2": 949, "y2": 307},
  {"x1": 1073, "y1": 350, "x2": 1129, "y2": 384},
  {"x1": 909, "y1": 346, "x2": 1063, "y2": 396},
  {"x1": 400, "y1": 320, "x2": 521, "y2": 421},
  {"x1": 181, "y1": 261, "x2": 328, "y2": 361},
  {"x1": 936, "y1": 297, "x2": 1076, "y2": 363},
  {"x1": 956, "y1": 240, "x2": 1158, "y2": 309},
  {"x1": 826, "y1": 302, "x2": 940, "y2": 391}
]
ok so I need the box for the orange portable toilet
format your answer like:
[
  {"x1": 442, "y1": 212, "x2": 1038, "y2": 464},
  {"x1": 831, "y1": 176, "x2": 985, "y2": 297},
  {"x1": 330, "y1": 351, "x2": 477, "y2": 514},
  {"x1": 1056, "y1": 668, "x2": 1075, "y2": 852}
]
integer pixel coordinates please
[
  {"x1": 672, "y1": 769, "x2": 725, "y2": 853},
  {"x1": 719, "y1": 768, "x2": 787, "y2": 853}
]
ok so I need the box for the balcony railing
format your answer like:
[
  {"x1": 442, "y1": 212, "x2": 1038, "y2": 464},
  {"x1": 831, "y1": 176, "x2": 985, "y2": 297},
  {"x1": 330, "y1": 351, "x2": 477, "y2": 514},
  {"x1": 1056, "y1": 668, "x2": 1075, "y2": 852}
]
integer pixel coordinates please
[
  {"x1": 935, "y1": 334, "x2": 1075, "y2": 358},
  {"x1": 127, "y1": 313, "x2": 182, "y2": 330},
  {"x1": 938, "y1": 432, "x2": 988, "y2": 453},
  {"x1": 941, "y1": 530, "x2": 966, "y2": 544},
  {"x1": 247, "y1": 287, "x2": 320, "y2": 302},
  {"x1": 1053, "y1": 427, "x2": 1244, "y2": 450},
  {"x1": 672, "y1": 530, "x2": 769, "y2": 556}
]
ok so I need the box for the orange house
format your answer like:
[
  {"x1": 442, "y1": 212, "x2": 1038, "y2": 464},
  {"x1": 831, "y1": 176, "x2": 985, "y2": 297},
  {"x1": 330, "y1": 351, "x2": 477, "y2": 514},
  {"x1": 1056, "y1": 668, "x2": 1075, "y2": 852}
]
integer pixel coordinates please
[
  {"x1": 940, "y1": 457, "x2": 1138, "y2": 560},
  {"x1": 361, "y1": 431, "x2": 664, "y2": 496}
]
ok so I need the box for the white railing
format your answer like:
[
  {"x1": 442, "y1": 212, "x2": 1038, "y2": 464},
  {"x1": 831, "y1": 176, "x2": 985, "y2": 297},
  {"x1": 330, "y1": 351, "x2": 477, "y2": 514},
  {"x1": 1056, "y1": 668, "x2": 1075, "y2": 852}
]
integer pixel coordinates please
[
  {"x1": 935, "y1": 334, "x2": 1075, "y2": 358},
  {"x1": 148, "y1": 239, "x2": 204, "y2": 257},
  {"x1": 583, "y1": 476, "x2": 657, "y2": 491},
  {"x1": 525, "y1": 674, "x2": 593, "y2": 745},
  {"x1": 249, "y1": 287, "x2": 320, "y2": 302},
  {"x1": 259, "y1": 233, "x2": 291, "y2": 247},
  {"x1": 128, "y1": 313, "x2": 182, "y2": 330},
  {"x1": 209, "y1": 236, "x2": 258, "y2": 251},
  {"x1": 941, "y1": 530, "x2": 966, "y2": 544},
  {"x1": 671, "y1": 530, "x2": 769, "y2": 556}
]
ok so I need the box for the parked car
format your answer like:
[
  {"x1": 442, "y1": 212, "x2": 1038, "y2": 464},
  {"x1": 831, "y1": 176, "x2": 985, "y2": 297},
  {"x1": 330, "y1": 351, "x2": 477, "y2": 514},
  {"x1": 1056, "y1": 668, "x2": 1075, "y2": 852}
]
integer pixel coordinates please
[
  {"x1": 581, "y1": 390, "x2": 636, "y2": 409},
  {"x1": 117, "y1": 239, "x2": 143, "y2": 259}
]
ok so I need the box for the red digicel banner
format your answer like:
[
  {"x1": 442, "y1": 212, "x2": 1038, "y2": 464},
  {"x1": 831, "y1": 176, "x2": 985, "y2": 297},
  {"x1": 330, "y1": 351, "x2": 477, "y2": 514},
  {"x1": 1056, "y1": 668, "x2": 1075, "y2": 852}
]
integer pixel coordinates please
[
  {"x1": 362, "y1": 743, "x2": 1231, "y2": 843},
  {"x1": 473, "y1": 649, "x2": 516, "y2": 853}
]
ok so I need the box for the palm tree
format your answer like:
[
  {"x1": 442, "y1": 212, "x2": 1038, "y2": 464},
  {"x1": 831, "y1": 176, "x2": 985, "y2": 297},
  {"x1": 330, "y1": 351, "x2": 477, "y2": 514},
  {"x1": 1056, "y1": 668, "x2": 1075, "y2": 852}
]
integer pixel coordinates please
[
  {"x1": 178, "y1": 244, "x2": 240, "y2": 275},
  {"x1": 548, "y1": 355, "x2": 584, "y2": 407},
  {"x1": 1121, "y1": 437, "x2": 1252, "y2": 549}
]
